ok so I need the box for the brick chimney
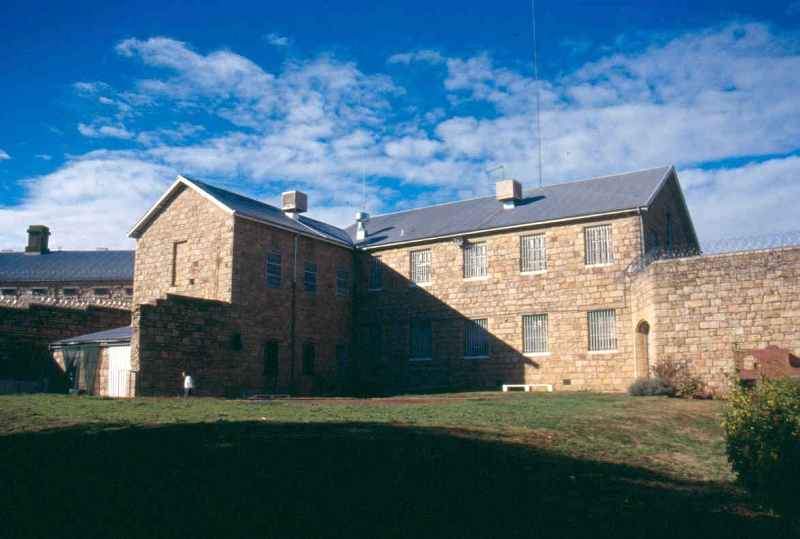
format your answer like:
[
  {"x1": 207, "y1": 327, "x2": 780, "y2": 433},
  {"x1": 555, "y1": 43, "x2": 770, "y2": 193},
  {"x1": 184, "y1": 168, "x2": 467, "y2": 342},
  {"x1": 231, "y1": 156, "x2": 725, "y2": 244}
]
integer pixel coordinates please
[
  {"x1": 496, "y1": 179, "x2": 522, "y2": 209},
  {"x1": 281, "y1": 191, "x2": 308, "y2": 220},
  {"x1": 25, "y1": 225, "x2": 50, "y2": 255}
]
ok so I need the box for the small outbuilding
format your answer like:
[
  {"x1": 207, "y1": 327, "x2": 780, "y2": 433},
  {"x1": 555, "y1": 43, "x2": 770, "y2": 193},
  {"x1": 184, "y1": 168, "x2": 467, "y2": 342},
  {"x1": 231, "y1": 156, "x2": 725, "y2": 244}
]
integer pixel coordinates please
[{"x1": 51, "y1": 326, "x2": 134, "y2": 397}]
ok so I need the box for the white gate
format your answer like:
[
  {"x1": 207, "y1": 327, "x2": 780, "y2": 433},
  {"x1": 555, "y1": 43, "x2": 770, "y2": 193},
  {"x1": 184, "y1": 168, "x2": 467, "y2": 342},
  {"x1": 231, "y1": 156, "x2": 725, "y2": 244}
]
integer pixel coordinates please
[{"x1": 107, "y1": 345, "x2": 132, "y2": 398}]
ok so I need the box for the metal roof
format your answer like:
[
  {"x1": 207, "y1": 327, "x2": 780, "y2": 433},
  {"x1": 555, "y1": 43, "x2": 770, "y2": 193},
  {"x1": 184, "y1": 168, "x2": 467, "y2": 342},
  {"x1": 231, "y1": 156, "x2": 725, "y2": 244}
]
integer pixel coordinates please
[
  {"x1": 51, "y1": 325, "x2": 132, "y2": 346},
  {"x1": 129, "y1": 176, "x2": 354, "y2": 247},
  {"x1": 347, "y1": 165, "x2": 676, "y2": 248},
  {"x1": 0, "y1": 250, "x2": 134, "y2": 283}
]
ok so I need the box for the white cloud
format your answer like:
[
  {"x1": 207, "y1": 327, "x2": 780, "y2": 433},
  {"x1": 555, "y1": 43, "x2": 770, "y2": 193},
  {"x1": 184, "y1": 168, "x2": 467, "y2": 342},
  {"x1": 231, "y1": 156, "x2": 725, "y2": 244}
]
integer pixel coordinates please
[
  {"x1": 78, "y1": 122, "x2": 135, "y2": 139},
  {"x1": 0, "y1": 149, "x2": 10, "y2": 160},
  {"x1": 265, "y1": 33, "x2": 290, "y2": 47}
]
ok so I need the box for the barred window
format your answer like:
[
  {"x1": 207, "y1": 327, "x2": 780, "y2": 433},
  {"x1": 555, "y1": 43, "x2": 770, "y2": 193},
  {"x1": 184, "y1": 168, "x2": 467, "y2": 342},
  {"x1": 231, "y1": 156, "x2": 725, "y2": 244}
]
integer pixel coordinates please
[
  {"x1": 464, "y1": 319, "x2": 489, "y2": 358},
  {"x1": 335, "y1": 268, "x2": 349, "y2": 300},
  {"x1": 588, "y1": 310, "x2": 617, "y2": 352},
  {"x1": 31, "y1": 288, "x2": 48, "y2": 296},
  {"x1": 464, "y1": 241, "x2": 487, "y2": 279},
  {"x1": 266, "y1": 251, "x2": 282, "y2": 288},
  {"x1": 410, "y1": 249, "x2": 431, "y2": 285},
  {"x1": 584, "y1": 224, "x2": 613, "y2": 266},
  {"x1": 410, "y1": 321, "x2": 432, "y2": 360},
  {"x1": 302, "y1": 342, "x2": 315, "y2": 375},
  {"x1": 521, "y1": 233, "x2": 546, "y2": 272},
  {"x1": 93, "y1": 288, "x2": 109, "y2": 297},
  {"x1": 303, "y1": 260, "x2": 317, "y2": 295},
  {"x1": 61, "y1": 288, "x2": 79, "y2": 297},
  {"x1": 523, "y1": 314, "x2": 548, "y2": 354},
  {"x1": 1, "y1": 289, "x2": 17, "y2": 297},
  {"x1": 370, "y1": 256, "x2": 383, "y2": 290},
  {"x1": 263, "y1": 340, "x2": 279, "y2": 376}
]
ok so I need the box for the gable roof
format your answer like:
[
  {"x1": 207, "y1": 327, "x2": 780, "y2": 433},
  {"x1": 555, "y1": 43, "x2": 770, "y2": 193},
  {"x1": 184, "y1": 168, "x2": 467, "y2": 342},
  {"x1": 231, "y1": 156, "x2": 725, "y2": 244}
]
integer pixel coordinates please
[
  {"x1": 128, "y1": 176, "x2": 354, "y2": 247},
  {"x1": 51, "y1": 325, "x2": 132, "y2": 346},
  {"x1": 347, "y1": 165, "x2": 678, "y2": 248},
  {"x1": 0, "y1": 250, "x2": 134, "y2": 283}
]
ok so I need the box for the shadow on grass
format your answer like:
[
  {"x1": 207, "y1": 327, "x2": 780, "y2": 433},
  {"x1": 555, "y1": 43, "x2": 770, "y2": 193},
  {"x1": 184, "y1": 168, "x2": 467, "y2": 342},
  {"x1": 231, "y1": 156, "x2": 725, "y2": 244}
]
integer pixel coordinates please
[{"x1": 0, "y1": 421, "x2": 785, "y2": 538}]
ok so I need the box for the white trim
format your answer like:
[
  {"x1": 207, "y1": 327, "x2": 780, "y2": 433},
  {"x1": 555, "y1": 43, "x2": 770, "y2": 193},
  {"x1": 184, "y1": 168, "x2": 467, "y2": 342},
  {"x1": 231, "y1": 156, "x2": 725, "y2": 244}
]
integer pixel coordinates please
[
  {"x1": 409, "y1": 357, "x2": 432, "y2": 362},
  {"x1": 588, "y1": 350, "x2": 618, "y2": 355},
  {"x1": 463, "y1": 276, "x2": 488, "y2": 282},
  {"x1": 523, "y1": 352, "x2": 551, "y2": 357},
  {"x1": 521, "y1": 270, "x2": 546, "y2": 276}
]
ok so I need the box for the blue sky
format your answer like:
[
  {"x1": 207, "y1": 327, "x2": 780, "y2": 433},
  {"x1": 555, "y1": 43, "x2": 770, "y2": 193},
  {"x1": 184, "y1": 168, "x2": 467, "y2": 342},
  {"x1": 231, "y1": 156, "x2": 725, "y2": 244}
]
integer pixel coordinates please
[{"x1": 1, "y1": 0, "x2": 798, "y2": 250}]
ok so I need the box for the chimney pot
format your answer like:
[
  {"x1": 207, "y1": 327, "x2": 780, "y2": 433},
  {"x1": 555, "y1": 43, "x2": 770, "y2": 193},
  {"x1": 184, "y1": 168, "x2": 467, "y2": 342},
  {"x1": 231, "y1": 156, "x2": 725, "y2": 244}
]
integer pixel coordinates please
[{"x1": 25, "y1": 225, "x2": 50, "y2": 255}]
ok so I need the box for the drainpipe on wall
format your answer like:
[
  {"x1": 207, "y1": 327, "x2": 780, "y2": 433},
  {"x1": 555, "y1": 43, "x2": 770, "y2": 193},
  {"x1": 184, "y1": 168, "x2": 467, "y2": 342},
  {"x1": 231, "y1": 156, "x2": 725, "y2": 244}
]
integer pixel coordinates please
[
  {"x1": 290, "y1": 234, "x2": 298, "y2": 396},
  {"x1": 637, "y1": 207, "x2": 646, "y2": 260}
]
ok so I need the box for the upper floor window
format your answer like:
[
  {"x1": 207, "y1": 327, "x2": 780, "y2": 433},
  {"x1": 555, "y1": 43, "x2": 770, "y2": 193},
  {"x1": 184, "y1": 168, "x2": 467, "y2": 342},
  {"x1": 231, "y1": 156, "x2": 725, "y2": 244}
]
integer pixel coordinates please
[
  {"x1": 410, "y1": 321, "x2": 432, "y2": 360},
  {"x1": 266, "y1": 251, "x2": 282, "y2": 288},
  {"x1": 464, "y1": 241, "x2": 487, "y2": 279},
  {"x1": 93, "y1": 288, "x2": 110, "y2": 297},
  {"x1": 520, "y1": 233, "x2": 546, "y2": 273},
  {"x1": 31, "y1": 288, "x2": 48, "y2": 296},
  {"x1": 585, "y1": 224, "x2": 613, "y2": 266},
  {"x1": 124, "y1": 288, "x2": 133, "y2": 296},
  {"x1": 410, "y1": 249, "x2": 431, "y2": 285},
  {"x1": 369, "y1": 256, "x2": 383, "y2": 290},
  {"x1": 1, "y1": 288, "x2": 17, "y2": 297},
  {"x1": 61, "y1": 288, "x2": 79, "y2": 297},
  {"x1": 523, "y1": 314, "x2": 549, "y2": 354},
  {"x1": 588, "y1": 309, "x2": 617, "y2": 352},
  {"x1": 303, "y1": 260, "x2": 318, "y2": 295},
  {"x1": 464, "y1": 318, "x2": 489, "y2": 358},
  {"x1": 335, "y1": 268, "x2": 349, "y2": 300}
]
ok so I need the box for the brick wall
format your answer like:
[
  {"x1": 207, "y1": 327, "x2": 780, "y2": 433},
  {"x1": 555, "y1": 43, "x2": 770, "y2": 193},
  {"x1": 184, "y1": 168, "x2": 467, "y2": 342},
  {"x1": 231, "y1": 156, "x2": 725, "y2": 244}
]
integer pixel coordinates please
[
  {"x1": 630, "y1": 246, "x2": 800, "y2": 394},
  {"x1": 356, "y1": 214, "x2": 644, "y2": 392}
]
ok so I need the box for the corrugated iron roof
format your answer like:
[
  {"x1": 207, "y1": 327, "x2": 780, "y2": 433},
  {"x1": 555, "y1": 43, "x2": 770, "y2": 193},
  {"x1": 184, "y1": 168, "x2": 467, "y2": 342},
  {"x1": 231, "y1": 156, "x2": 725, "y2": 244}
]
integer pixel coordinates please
[
  {"x1": 347, "y1": 165, "x2": 675, "y2": 248},
  {"x1": 0, "y1": 250, "x2": 134, "y2": 283},
  {"x1": 52, "y1": 325, "x2": 132, "y2": 345}
]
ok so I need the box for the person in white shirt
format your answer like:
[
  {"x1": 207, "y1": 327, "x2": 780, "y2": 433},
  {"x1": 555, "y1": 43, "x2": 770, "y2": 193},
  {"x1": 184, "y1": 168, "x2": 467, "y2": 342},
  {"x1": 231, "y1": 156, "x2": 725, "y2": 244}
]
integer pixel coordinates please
[{"x1": 181, "y1": 371, "x2": 195, "y2": 397}]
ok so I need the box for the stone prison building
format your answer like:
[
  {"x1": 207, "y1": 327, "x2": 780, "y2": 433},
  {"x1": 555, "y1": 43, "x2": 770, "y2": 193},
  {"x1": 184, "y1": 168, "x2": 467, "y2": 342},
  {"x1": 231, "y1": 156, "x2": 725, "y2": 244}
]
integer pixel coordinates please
[{"x1": 7, "y1": 164, "x2": 795, "y2": 397}]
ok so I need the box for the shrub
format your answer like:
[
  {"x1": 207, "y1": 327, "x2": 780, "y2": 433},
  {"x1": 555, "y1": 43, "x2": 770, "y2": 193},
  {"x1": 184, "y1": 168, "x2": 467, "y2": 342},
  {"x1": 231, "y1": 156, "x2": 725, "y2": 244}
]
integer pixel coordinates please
[
  {"x1": 627, "y1": 377, "x2": 676, "y2": 397},
  {"x1": 651, "y1": 359, "x2": 706, "y2": 398},
  {"x1": 722, "y1": 377, "x2": 800, "y2": 520}
]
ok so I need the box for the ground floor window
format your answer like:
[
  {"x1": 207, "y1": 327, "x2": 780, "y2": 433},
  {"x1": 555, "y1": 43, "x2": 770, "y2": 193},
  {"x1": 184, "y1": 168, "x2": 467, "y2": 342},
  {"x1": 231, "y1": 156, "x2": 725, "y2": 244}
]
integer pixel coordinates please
[
  {"x1": 464, "y1": 318, "x2": 489, "y2": 358},
  {"x1": 523, "y1": 314, "x2": 548, "y2": 354},
  {"x1": 263, "y1": 339, "x2": 279, "y2": 376},
  {"x1": 410, "y1": 321, "x2": 432, "y2": 360},
  {"x1": 588, "y1": 309, "x2": 617, "y2": 352},
  {"x1": 302, "y1": 342, "x2": 315, "y2": 375}
]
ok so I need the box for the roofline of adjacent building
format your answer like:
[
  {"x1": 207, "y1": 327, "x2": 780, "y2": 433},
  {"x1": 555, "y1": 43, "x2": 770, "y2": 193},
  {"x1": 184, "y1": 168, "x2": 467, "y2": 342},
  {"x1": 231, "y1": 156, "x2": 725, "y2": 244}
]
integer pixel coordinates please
[
  {"x1": 356, "y1": 207, "x2": 645, "y2": 251},
  {"x1": 128, "y1": 175, "x2": 354, "y2": 249}
]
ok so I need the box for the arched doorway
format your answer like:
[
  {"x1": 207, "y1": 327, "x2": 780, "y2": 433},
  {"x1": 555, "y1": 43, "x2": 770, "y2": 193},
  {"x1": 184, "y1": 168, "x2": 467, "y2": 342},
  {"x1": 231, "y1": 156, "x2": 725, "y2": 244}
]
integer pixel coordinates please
[{"x1": 635, "y1": 321, "x2": 650, "y2": 379}]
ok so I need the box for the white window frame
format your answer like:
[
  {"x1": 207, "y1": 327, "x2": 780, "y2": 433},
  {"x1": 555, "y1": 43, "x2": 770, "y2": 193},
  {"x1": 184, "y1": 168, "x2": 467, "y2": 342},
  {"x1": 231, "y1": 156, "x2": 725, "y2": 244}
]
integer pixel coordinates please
[
  {"x1": 588, "y1": 309, "x2": 617, "y2": 353},
  {"x1": 520, "y1": 233, "x2": 546, "y2": 273},
  {"x1": 410, "y1": 249, "x2": 431, "y2": 285},
  {"x1": 369, "y1": 256, "x2": 383, "y2": 291},
  {"x1": 335, "y1": 267, "x2": 349, "y2": 300},
  {"x1": 303, "y1": 260, "x2": 318, "y2": 295},
  {"x1": 523, "y1": 314, "x2": 549, "y2": 355},
  {"x1": 585, "y1": 224, "x2": 613, "y2": 266},
  {"x1": 464, "y1": 318, "x2": 489, "y2": 358},
  {"x1": 463, "y1": 241, "x2": 487, "y2": 280},
  {"x1": 266, "y1": 251, "x2": 282, "y2": 288},
  {"x1": 410, "y1": 321, "x2": 432, "y2": 360}
]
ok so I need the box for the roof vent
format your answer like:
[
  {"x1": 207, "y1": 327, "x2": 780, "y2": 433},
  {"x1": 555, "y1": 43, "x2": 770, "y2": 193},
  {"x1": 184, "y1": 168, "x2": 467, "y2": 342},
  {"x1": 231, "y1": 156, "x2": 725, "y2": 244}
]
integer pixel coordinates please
[
  {"x1": 355, "y1": 212, "x2": 369, "y2": 241},
  {"x1": 496, "y1": 179, "x2": 522, "y2": 209},
  {"x1": 25, "y1": 225, "x2": 50, "y2": 255},
  {"x1": 281, "y1": 190, "x2": 308, "y2": 219}
]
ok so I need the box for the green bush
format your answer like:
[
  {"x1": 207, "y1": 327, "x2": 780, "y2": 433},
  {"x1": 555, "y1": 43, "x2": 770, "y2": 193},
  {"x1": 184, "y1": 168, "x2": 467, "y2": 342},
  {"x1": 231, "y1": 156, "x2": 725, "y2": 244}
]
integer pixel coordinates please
[
  {"x1": 627, "y1": 377, "x2": 676, "y2": 397},
  {"x1": 722, "y1": 377, "x2": 800, "y2": 519}
]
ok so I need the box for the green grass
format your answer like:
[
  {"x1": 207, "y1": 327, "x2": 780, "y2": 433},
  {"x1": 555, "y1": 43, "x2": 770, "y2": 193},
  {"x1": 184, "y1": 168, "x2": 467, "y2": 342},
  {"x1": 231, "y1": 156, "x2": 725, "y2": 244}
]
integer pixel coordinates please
[{"x1": 0, "y1": 392, "x2": 788, "y2": 537}]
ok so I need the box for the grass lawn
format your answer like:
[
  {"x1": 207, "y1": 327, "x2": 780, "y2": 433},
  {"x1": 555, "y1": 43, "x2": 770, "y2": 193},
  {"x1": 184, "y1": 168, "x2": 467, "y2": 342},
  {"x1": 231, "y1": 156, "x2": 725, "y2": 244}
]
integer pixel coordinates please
[{"x1": 0, "y1": 392, "x2": 788, "y2": 537}]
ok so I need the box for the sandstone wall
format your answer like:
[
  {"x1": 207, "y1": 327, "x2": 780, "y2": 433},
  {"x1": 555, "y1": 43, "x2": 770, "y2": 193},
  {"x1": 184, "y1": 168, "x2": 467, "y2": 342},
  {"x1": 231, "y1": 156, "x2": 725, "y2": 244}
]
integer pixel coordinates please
[{"x1": 356, "y1": 214, "x2": 644, "y2": 393}]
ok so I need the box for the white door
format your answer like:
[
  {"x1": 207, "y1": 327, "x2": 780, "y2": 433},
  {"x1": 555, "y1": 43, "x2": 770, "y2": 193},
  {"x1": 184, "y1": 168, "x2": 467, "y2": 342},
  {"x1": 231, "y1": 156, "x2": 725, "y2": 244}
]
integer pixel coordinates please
[{"x1": 107, "y1": 345, "x2": 132, "y2": 397}]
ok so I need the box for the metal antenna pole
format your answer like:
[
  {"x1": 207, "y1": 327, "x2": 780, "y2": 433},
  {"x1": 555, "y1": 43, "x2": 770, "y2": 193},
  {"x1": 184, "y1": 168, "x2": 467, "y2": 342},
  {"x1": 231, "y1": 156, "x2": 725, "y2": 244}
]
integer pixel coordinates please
[{"x1": 532, "y1": 0, "x2": 543, "y2": 187}]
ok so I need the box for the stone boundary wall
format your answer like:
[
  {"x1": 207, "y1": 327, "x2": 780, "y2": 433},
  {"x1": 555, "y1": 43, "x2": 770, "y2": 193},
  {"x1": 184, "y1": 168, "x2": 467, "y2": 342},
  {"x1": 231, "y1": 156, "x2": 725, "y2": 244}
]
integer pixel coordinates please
[
  {"x1": 630, "y1": 246, "x2": 799, "y2": 394},
  {"x1": 0, "y1": 303, "x2": 131, "y2": 389}
]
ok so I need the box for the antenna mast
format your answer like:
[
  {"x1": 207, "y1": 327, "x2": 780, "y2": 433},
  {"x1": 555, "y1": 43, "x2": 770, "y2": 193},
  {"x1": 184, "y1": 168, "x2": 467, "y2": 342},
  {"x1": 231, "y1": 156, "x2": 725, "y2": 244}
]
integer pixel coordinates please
[{"x1": 531, "y1": 0, "x2": 543, "y2": 188}]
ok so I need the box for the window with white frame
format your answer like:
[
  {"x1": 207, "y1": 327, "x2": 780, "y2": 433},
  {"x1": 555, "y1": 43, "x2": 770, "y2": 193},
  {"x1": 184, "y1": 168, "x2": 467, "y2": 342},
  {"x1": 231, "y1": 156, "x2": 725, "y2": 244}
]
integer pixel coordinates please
[
  {"x1": 523, "y1": 314, "x2": 549, "y2": 354},
  {"x1": 410, "y1": 249, "x2": 431, "y2": 285},
  {"x1": 335, "y1": 268, "x2": 349, "y2": 300},
  {"x1": 266, "y1": 251, "x2": 282, "y2": 288},
  {"x1": 588, "y1": 309, "x2": 617, "y2": 352},
  {"x1": 584, "y1": 224, "x2": 613, "y2": 266},
  {"x1": 520, "y1": 233, "x2": 546, "y2": 273},
  {"x1": 463, "y1": 241, "x2": 487, "y2": 279},
  {"x1": 410, "y1": 321, "x2": 432, "y2": 360},
  {"x1": 303, "y1": 260, "x2": 318, "y2": 295},
  {"x1": 370, "y1": 256, "x2": 383, "y2": 290},
  {"x1": 464, "y1": 319, "x2": 489, "y2": 358}
]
